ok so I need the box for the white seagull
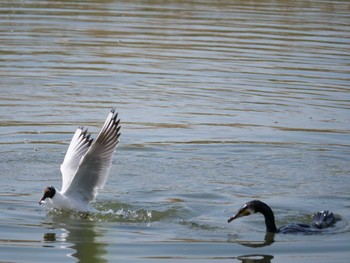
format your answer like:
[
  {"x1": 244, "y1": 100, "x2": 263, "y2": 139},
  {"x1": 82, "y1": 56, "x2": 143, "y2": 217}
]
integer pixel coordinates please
[{"x1": 39, "y1": 109, "x2": 121, "y2": 212}]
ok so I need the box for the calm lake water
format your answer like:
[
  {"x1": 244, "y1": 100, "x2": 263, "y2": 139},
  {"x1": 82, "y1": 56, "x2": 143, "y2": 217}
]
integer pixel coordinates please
[{"x1": 1, "y1": 0, "x2": 350, "y2": 262}]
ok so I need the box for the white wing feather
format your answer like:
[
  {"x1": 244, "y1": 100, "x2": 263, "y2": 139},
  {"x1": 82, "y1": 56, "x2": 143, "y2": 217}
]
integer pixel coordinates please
[
  {"x1": 62, "y1": 110, "x2": 121, "y2": 202},
  {"x1": 60, "y1": 128, "x2": 93, "y2": 193}
]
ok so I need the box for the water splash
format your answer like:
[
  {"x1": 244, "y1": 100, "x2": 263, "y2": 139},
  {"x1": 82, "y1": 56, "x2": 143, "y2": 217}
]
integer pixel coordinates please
[
  {"x1": 44, "y1": 205, "x2": 153, "y2": 224},
  {"x1": 97, "y1": 208, "x2": 153, "y2": 223}
]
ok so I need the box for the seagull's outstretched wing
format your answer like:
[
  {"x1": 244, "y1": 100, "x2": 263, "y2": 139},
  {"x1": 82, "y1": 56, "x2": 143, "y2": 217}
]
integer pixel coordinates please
[
  {"x1": 60, "y1": 127, "x2": 93, "y2": 193},
  {"x1": 62, "y1": 109, "x2": 121, "y2": 202}
]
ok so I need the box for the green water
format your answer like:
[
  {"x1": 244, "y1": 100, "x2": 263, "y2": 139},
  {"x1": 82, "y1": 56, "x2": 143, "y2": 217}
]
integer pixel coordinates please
[{"x1": 1, "y1": 0, "x2": 349, "y2": 262}]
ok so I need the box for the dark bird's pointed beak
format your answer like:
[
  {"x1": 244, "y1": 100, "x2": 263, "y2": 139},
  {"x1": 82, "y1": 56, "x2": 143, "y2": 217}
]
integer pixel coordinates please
[
  {"x1": 228, "y1": 207, "x2": 252, "y2": 223},
  {"x1": 228, "y1": 213, "x2": 241, "y2": 223}
]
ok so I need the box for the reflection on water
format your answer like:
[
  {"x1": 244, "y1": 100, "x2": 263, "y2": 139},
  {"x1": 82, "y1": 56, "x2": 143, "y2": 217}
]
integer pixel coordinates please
[
  {"x1": 65, "y1": 223, "x2": 107, "y2": 263},
  {"x1": 238, "y1": 254, "x2": 274, "y2": 263},
  {"x1": 43, "y1": 216, "x2": 107, "y2": 263},
  {"x1": 230, "y1": 232, "x2": 275, "y2": 248}
]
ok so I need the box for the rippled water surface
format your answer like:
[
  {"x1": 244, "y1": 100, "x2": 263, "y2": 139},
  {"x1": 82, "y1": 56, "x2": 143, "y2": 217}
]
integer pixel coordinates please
[{"x1": 1, "y1": 0, "x2": 350, "y2": 262}]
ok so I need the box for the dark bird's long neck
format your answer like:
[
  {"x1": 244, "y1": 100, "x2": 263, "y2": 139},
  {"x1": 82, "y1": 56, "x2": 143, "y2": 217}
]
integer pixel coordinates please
[{"x1": 256, "y1": 201, "x2": 278, "y2": 233}]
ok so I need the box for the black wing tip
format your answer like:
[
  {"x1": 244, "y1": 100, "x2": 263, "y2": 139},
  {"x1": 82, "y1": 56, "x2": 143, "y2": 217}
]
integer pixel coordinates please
[
  {"x1": 78, "y1": 126, "x2": 94, "y2": 146},
  {"x1": 110, "y1": 109, "x2": 121, "y2": 128},
  {"x1": 98, "y1": 108, "x2": 121, "y2": 143},
  {"x1": 86, "y1": 137, "x2": 94, "y2": 146},
  {"x1": 109, "y1": 108, "x2": 120, "y2": 123},
  {"x1": 115, "y1": 119, "x2": 121, "y2": 141},
  {"x1": 81, "y1": 127, "x2": 89, "y2": 135},
  {"x1": 110, "y1": 108, "x2": 117, "y2": 117}
]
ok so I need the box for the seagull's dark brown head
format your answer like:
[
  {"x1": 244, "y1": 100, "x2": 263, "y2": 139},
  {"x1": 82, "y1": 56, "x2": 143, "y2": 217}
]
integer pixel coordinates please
[{"x1": 39, "y1": 186, "x2": 56, "y2": 205}]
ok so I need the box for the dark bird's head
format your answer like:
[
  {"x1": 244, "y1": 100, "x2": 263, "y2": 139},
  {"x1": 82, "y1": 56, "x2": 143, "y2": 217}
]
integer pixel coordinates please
[
  {"x1": 228, "y1": 200, "x2": 278, "y2": 233},
  {"x1": 39, "y1": 186, "x2": 56, "y2": 205},
  {"x1": 228, "y1": 200, "x2": 261, "y2": 223}
]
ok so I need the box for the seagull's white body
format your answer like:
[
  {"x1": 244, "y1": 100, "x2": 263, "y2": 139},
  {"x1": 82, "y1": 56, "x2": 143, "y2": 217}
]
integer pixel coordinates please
[
  {"x1": 40, "y1": 109, "x2": 121, "y2": 212},
  {"x1": 46, "y1": 190, "x2": 92, "y2": 212}
]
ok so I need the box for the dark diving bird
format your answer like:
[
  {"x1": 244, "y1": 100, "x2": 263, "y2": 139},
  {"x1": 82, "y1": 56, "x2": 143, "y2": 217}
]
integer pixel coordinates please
[{"x1": 228, "y1": 200, "x2": 336, "y2": 234}]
